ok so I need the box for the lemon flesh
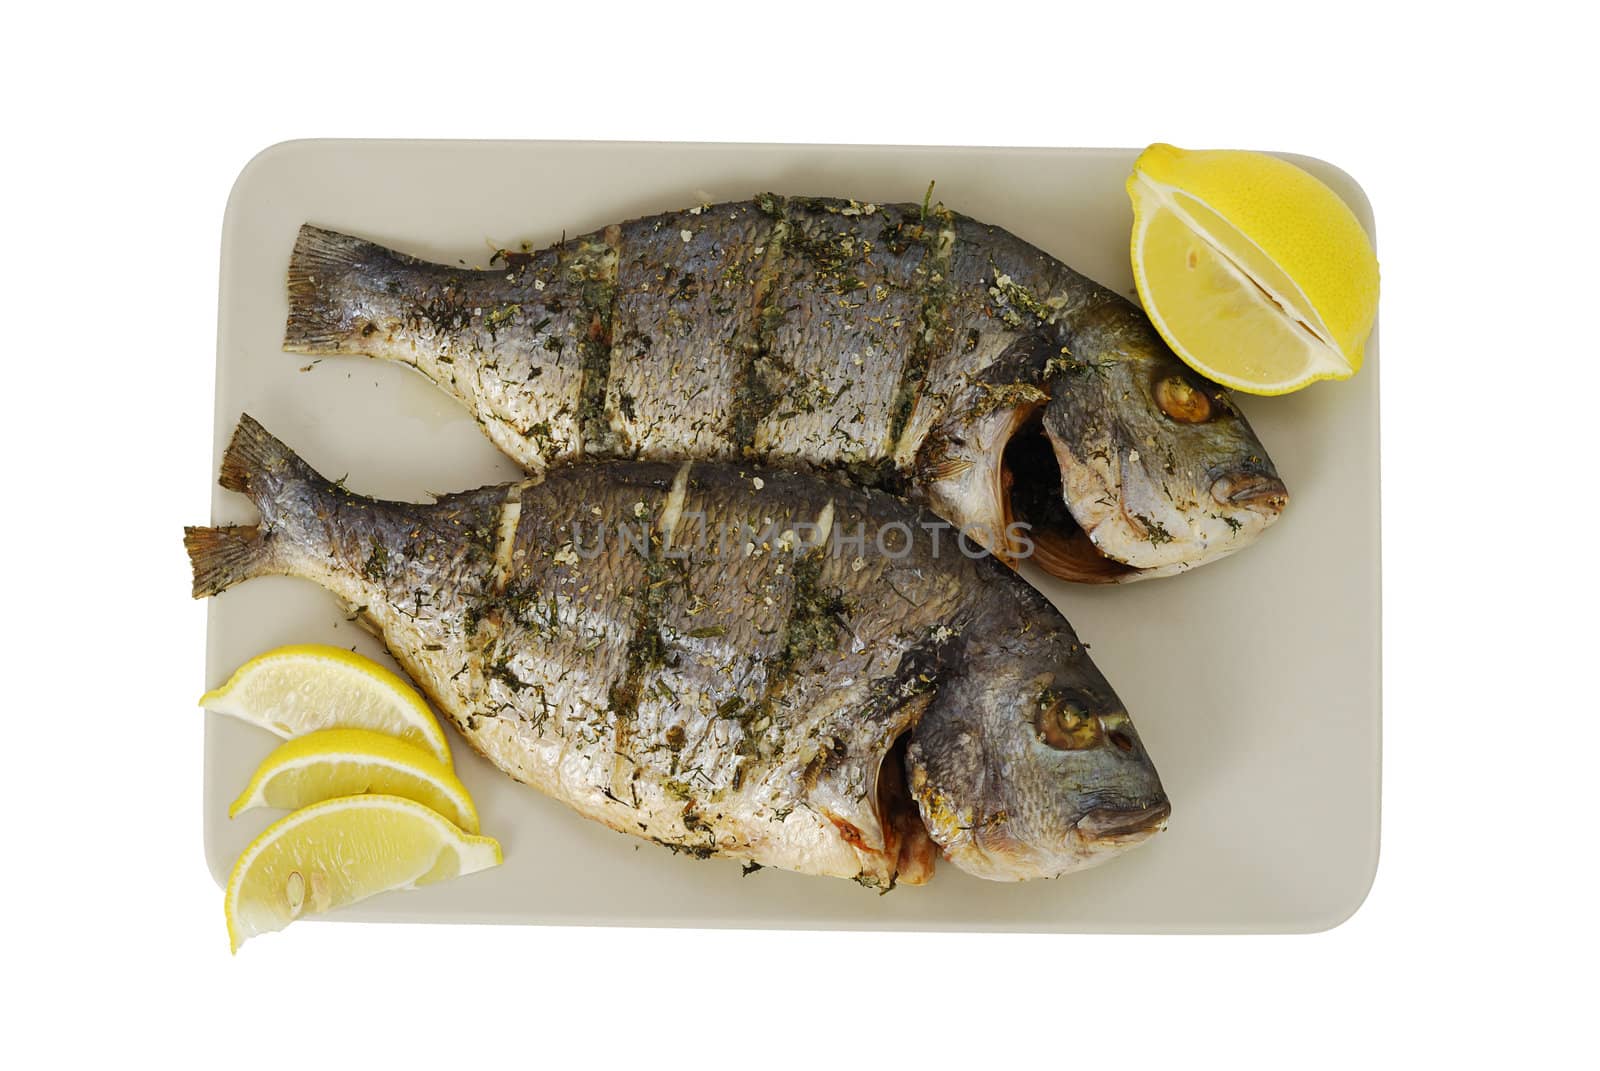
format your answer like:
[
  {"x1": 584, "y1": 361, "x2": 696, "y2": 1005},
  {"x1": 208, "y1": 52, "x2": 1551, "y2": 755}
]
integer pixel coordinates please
[
  {"x1": 229, "y1": 729, "x2": 479, "y2": 833},
  {"x1": 224, "y1": 794, "x2": 500, "y2": 952},
  {"x1": 201, "y1": 644, "x2": 451, "y2": 765},
  {"x1": 1128, "y1": 143, "x2": 1378, "y2": 396}
]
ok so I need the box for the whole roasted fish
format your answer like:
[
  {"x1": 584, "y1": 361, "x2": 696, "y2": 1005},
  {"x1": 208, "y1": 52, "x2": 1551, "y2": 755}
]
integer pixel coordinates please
[
  {"x1": 187, "y1": 416, "x2": 1169, "y2": 884},
  {"x1": 285, "y1": 194, "x2": 1287, "y2": 583}
]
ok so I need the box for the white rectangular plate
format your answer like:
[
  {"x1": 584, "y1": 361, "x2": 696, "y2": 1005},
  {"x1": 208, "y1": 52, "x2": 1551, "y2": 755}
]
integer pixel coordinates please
[{"x1": 206, "y1": 140, "x2": 1379, "y2": 933}]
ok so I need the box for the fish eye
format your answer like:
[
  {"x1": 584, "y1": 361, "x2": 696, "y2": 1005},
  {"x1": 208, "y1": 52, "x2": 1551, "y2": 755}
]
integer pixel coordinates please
[
  {"x1": 1154, "y1": 376, "x2": 1212, "y2": 424},
  {"x1": 1035, "y1": 688, "x2": 1105, "y2": 751}
]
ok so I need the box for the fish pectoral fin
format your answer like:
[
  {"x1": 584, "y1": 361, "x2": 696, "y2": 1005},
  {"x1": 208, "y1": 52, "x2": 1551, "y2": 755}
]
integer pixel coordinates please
[
  {"x1": 921, "y1": 456, "x2": 974, "y2": 482},
  {"x1": 819, "y1": 808, "x2": 880, "y2": 854}
]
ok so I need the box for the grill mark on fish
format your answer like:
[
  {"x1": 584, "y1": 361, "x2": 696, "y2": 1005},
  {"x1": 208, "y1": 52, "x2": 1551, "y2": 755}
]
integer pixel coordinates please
[
  {"x1": 810, "y1": 499, "x2": 835, "y2": 548},
  {"x1": 889, "y1": 205, "x2": 957, "y2": 459},
  {"x1": 573, "y1": 226, "x2": 622, "y2": 455},
  {"x1": 606, "y1": 545, "x2": 674, "y2": 786},
  {"x1": 729, "y1": 194, "x2": 794, "y2": 451},
  {"x1": 489, "y1": 484, "x2": 526, "y2": 594},
  {"x1": 607, "y1": 474, "x2": 686, "y2": 734},
  {"x1": 744, "y1": 546, "x2": 851, "y2": 753},
  {"x1": 659, "y1": 461, "x2": 691, "y2": 546}
]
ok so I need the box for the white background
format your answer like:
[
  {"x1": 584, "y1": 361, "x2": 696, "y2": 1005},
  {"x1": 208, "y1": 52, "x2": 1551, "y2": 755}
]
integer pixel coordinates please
[{"x1": 4, "y1": 2, "x2": 1592, "y2": 1067}]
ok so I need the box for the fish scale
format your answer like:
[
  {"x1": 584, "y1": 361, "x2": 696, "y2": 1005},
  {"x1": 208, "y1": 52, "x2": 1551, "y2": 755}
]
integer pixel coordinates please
[{"x1": 610, "y1": 203, "x2": 769, "y2": 457}]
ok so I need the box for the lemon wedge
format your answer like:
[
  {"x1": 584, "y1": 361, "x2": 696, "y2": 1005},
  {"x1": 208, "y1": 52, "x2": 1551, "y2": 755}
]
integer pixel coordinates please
[
  {"x1": 225, "y1": 794, "x2": 500, "y2": 952},
  {"x1": 201, "y1": 644, "x2": 451, "y2": 765},
  {"x1": 229, "y1": 729, "x2": 479, "y2": 833},
  {"x1": 1128, "y1": 143, "x2": 1378, "y2": 395}
]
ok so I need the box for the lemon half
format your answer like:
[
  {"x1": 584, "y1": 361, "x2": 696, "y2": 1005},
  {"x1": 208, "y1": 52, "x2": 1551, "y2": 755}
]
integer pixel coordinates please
[
  {"x1": 224, "y1": 794, "x2": 500, "y2": 952},
  {"x1": 229, "y1": 729, "x2": 479, "y2": 833},
  {"x1": 201, "y1": 644, "x2": 451, "y2": 765},
  {"x1": 1128, "y1": 143, "x2": 1378, "y2": 395}
]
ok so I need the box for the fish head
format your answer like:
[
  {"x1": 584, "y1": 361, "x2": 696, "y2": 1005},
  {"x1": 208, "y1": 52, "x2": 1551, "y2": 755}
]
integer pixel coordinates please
[
  {"x1": 904, "y1": 624, "x2": 1169, "y2": 880},
  {"x1": 1012, "y1": 308, "x2": 1287, "y2": 581}
]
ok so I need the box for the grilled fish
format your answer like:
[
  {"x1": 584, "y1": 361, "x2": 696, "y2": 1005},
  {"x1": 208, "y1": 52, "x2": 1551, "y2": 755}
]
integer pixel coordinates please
[
  {"x1": 284, "y1": 194, "x2": 1286, "y2": 583},
  {"x1": 187, "y1": 416, "x2": 1169, "y2": 884}
]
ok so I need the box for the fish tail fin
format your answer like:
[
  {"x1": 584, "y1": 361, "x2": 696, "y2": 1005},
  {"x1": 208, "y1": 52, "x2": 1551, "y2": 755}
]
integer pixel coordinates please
[
  {"x1": 187, "y1": 415, "x2": 337, "y2": 597},
  {"x1": 184, "y1": 524, "x2": 272, "y2": 597},
  {"x1": 284, "y1": 224, "x2": 392, "y2": 353},
  {"x1": 216, "y1": 412, "x2": 321, "y2": 500}
]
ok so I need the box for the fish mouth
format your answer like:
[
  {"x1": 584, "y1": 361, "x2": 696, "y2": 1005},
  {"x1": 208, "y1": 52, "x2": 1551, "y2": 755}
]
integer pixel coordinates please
[
  {"x1": 1213, "y1": 472, "x2": 1289, "y2": 512},
  {"x1": 908, "y1": 793, "x2": 1172, "y2": 882},
  {"x1": 1076, "y1": 800, "x2": 1172, "y2": 841}
]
